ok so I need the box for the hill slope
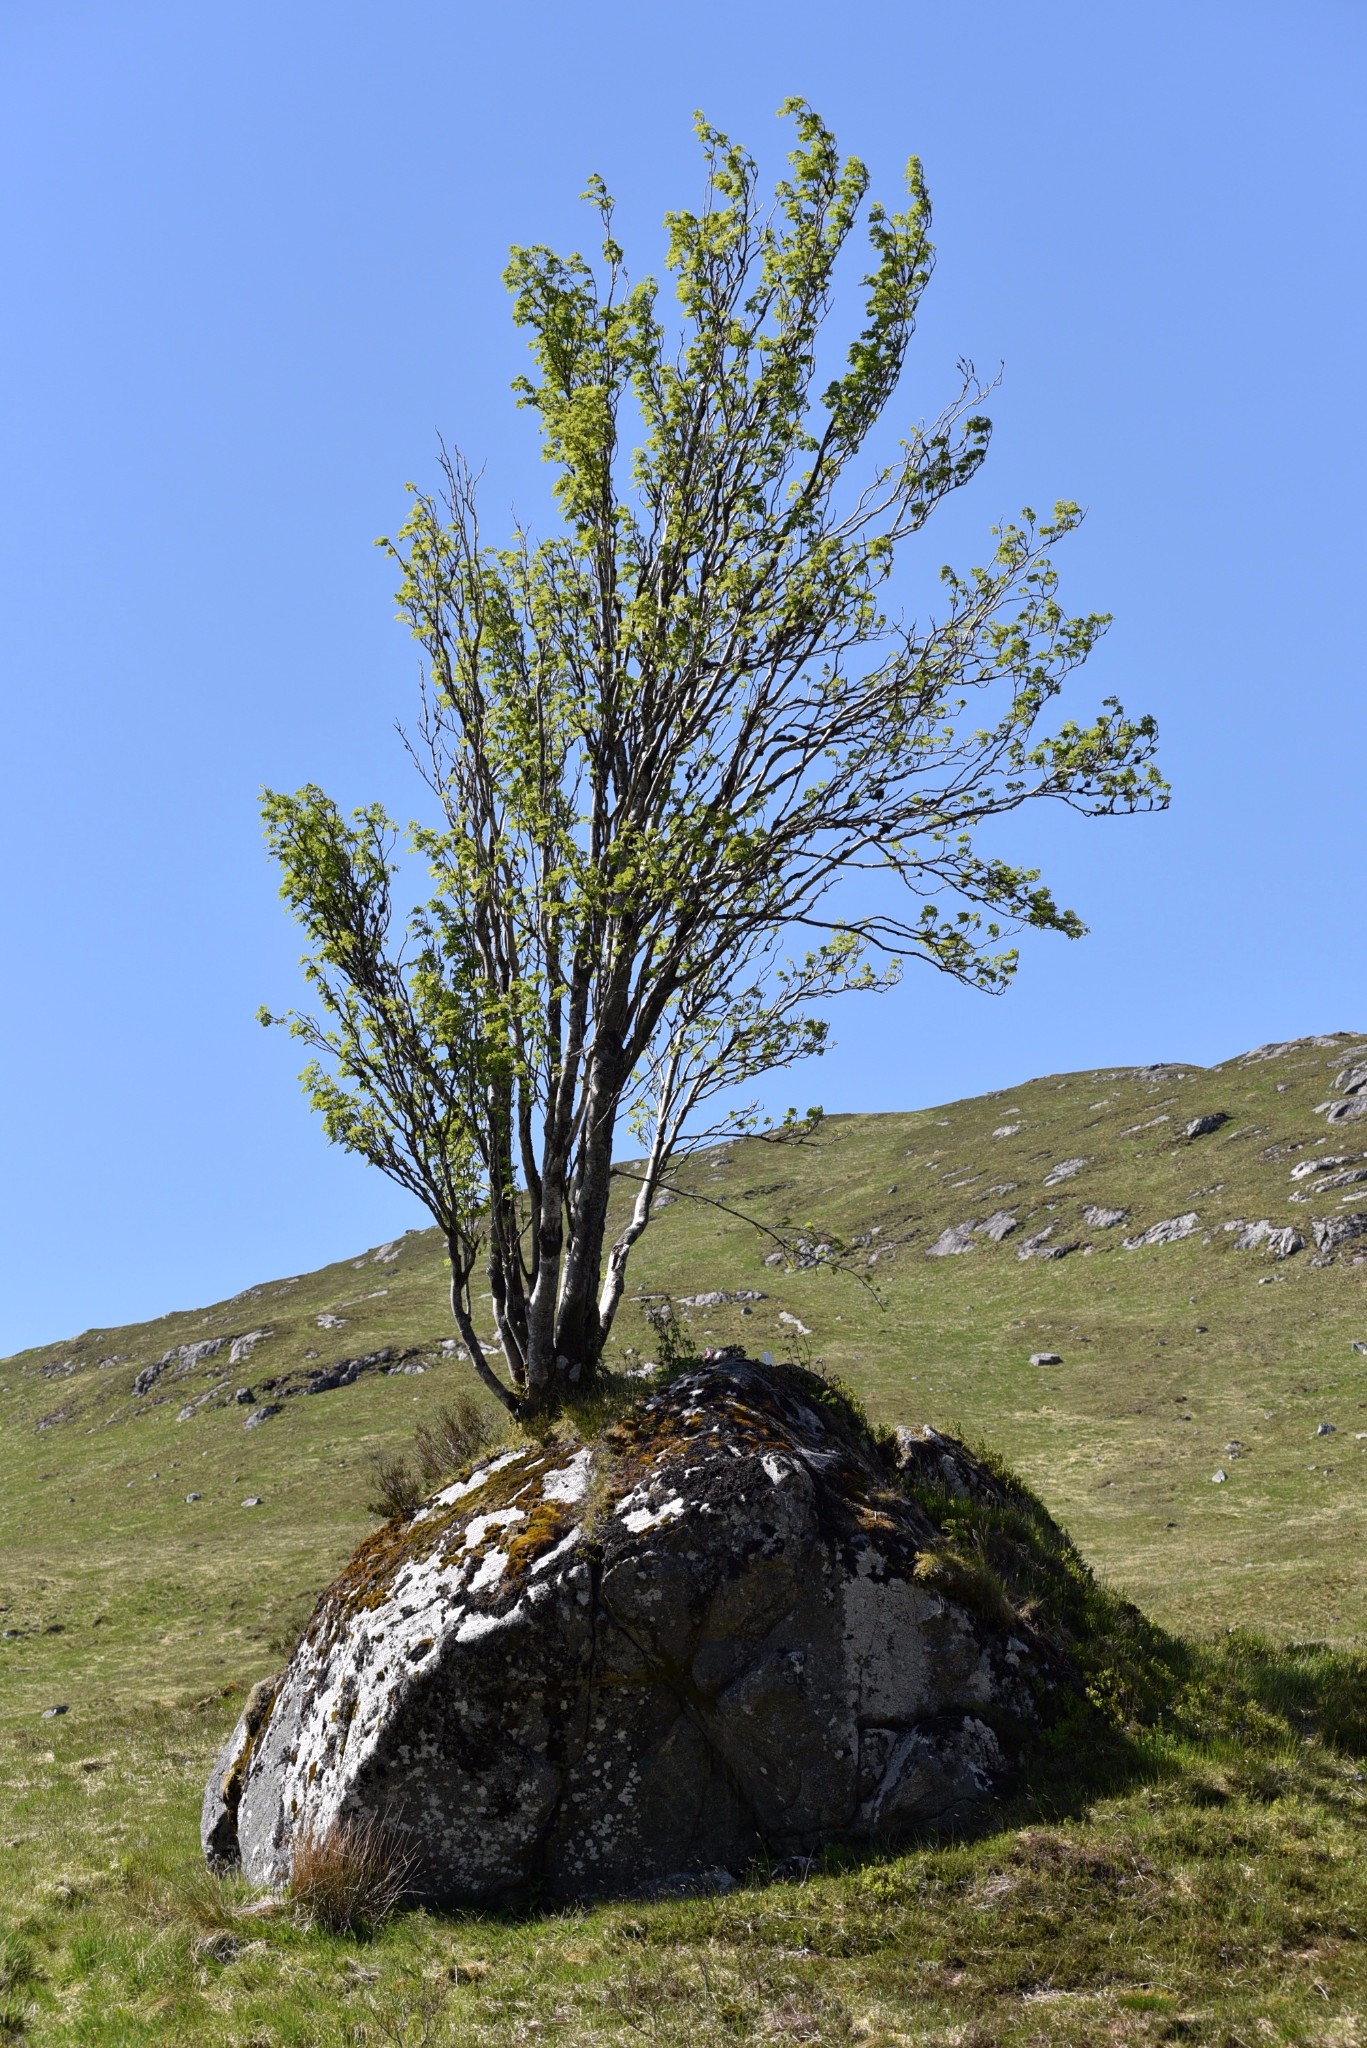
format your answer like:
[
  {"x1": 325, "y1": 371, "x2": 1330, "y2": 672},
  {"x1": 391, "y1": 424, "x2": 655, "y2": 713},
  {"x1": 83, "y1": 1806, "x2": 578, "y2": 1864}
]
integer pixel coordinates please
[{"x1": 3, "y1": 1028, "x2": 1366, "y2": 1725}]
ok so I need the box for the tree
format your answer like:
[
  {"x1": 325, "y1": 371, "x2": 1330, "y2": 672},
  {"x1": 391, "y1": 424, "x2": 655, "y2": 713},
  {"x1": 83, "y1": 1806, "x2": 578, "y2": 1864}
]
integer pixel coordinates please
[{"x1": 261, "y1": 102, "x2": 1166, "y2": 1417}]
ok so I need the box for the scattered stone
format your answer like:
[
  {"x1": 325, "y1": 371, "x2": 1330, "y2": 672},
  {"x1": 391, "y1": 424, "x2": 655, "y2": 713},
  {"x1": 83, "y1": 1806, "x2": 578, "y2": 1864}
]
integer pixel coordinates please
[
  {"x1": 1042, "y1": 1158, "x2": 1089, "y2": 1186},
  {"x1": 975, "y1": 1210, "x2": 1018, "y2": 1242},
  {"x1": 233, "y1": 1388, "x2": 255, "y2": 1405},
  {"x1": 228, "y1": 1330, "x2": 272, "y2": 1366},
  {"x1": 763, "y1": 1251, "x2": 784, "y2": 1267},
  {"x1": 1231, "y1": 1220, "x2": 1305, "y2": 1259},
  {"x1": 1312, "y1": 1213, "x2": 1367, "y2": 1257},
  {"x1": 176, "y1": 1405, "x2": 197, "y2": 1423},
  {"x1": 1123, "y1": 1115, "x2": 1170, "y2": 1134},
  {"x1": 203, "y1": 1358, "x2": 1082, "y2": 1906},
  {"x1": 1290, "y1": 1156, "x2": 1350, "y2": 1180},
  {"x1": 1029, "y1": 1353, "x2": 1063, "y2": 1366},
  {"x1": 777, "y1": 1311, "x2": 811, "y2": 1335},
  {"x1": 1211, "y1": 1470, "x2": 1227, "y2": 1484},
  {"x1": 1323, "y1": 1099, "x2": 1367, "y2": 1127},
  {"x1": 1335, "y1": 1060, "x2": 1367, "y2": 1096},
  {"x1": 1082, "y1": 1205, "x2": 1129, "y2": 1230},
  {"x1": 185, "y1": 1492, "x2": 202, "y2": 1503},
  {"x1": 241, "y1": 1497, "x2": 264, "y2": 1508},
  {"x1": 243, "y1": 1405, "x2": 283, "y2": 1431},
  {"x1": 1016, "y1": 1228, "x2": 1079, "y2": 1263},
  {"x1": 1353, "y1": 1342, "x2": 1367, "y2": 1356},
  {"x1": 1319, "y1": 1168, "x2": 1367, "y2": 1192},
  {"x1": 992, "y1": 1124, "x2": 1022, "y2": 1139},
  {"x1": 1316, "y1": 1422, "x2": 1337, "y2": 1438},
  {"x1": 678, "y1": 1291, "x2": 768, "y2": 1309},
  {"x1": 315, "y1": 1313, "x2": 346, "y2": 1330},
  {"x1": 1122, "y1": 1214, "x2": 1200, "y2": 1251},
  {"x1": 1183, "y1": 1113, "x2": 1230, "y2": 1140},
  {"x1": 42, "y1": 1704, "x2": 68, "y2": 1718},
  {"x1": 132, "y1": 1338, "x2": 228, "y2": 1398},
  {"x1": 926, "y1": 1222, "x2": 977, "y2": 1257}
]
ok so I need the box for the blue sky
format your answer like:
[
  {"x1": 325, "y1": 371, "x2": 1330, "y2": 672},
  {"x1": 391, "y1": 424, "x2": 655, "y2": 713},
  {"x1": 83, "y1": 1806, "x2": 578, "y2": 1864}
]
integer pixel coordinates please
[{"x1": 1, "y1": 0, "x2": 1362, "y2": 1354}]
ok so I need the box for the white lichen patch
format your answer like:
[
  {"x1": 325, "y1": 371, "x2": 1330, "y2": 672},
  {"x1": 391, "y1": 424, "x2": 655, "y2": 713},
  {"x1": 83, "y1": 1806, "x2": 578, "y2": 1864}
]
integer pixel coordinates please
[
  {"x1": 417, "y1": 1448, "x2": 527, "y2": 1519},
  {"x1": 541, "y1": 1446, "x2": 594, "y2": 1505},
  {"x1": 616, "y1": 1489, "x2": 687, "y2": 1535}
]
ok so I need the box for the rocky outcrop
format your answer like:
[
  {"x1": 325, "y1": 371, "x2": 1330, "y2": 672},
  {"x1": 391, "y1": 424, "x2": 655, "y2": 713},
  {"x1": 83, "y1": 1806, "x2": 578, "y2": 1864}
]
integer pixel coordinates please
[
  {"x1": 1082, "y1": 1205, "x2": 1129, "y2": 1230},
  {"x1": 1230, "y1": 1220, "x2": 1304, "y2": 1259},
  {"x1": 203, "y1": 1360, "x2": 1078, "y2": 1905},
  {"x1": 1182, "y1": 1112, "x2": 1230, "y2": 1139},
  {"x1": 1313, "y1": 1212, "x2": 1367, "y2": 1259},
  {"x1": 1122, "y1": 1213, "x2": 1199, "y2": 1251}
]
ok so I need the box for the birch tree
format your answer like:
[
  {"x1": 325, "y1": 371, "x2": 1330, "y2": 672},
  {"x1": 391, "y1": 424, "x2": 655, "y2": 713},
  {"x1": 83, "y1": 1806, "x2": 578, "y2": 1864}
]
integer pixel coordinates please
[{"x1": 261, "y1": 102, "x2": 1166, "y2": 1416}]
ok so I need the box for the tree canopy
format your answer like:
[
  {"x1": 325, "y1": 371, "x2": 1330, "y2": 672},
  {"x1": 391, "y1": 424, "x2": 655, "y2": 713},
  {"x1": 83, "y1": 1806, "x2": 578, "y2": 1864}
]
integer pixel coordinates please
[{"x1": 262, "y1": 102, "x2": 1166, "y2": 1415}]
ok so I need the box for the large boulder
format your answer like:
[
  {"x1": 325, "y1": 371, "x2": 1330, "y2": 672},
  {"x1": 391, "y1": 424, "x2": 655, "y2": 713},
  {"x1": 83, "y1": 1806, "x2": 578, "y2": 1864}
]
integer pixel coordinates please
[{"x1": 203, "y1": 1358, "x2": 1079, "y2": 1904}]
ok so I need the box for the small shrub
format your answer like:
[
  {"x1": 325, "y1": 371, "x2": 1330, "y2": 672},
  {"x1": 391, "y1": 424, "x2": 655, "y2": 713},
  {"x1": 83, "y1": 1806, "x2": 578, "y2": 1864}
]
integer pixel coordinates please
[
  {"x1": 413, "y1": 1395, "x2": 496, "y2": 1490},
  {"x1": 364, "y1": 1452, "x2": 423, "y2": 1522},
  {"x1": 642, "y1": 1299, "x2": 700, "y2": 1374},
  {"x1": 288, "y1": 1810, "x2": 414, "y2": 1935}
]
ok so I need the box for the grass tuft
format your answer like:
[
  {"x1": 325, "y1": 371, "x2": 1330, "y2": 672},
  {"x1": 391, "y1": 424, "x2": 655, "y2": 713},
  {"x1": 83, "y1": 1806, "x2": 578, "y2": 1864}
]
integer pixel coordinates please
[{"x1": 288, "y1": 1810, "x2": 415, "y2": 1936}]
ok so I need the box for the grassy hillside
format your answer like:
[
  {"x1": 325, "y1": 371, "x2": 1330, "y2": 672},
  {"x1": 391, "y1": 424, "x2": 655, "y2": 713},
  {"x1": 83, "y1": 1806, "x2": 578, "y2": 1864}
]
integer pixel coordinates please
[{"x1": 2, "y1": 1030, "x2": 1366, "y2": 2044}]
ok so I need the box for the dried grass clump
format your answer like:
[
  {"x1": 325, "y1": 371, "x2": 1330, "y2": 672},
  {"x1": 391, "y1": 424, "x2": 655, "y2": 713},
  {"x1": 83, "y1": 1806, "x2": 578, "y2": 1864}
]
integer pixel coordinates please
[
  {"x1": 414, "y1": 1395, "x2": 496, "y2": 1488},
  {"x1": 366, "y1": 1395, "x2": 502, "y2": 1520},
  {"x1": 365, "y1": 1451, "x2": 424, "y2": 1521},
  {"x1": 288, "y1": 1810, "x2": 414, "y2": 1934}
]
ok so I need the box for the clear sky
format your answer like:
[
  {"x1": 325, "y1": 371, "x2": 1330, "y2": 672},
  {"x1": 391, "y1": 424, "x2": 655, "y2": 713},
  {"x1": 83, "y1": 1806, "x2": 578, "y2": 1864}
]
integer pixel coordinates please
[{"x1": 2, "y1": 0, "x2": 1362, "y2": 1356}]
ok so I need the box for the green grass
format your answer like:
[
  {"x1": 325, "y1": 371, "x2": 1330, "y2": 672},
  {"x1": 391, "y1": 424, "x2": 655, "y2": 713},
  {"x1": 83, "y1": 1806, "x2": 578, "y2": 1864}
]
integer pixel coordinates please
[{"x1": 2, "y1": 1030, "x2": 1366, "y2": 2043}]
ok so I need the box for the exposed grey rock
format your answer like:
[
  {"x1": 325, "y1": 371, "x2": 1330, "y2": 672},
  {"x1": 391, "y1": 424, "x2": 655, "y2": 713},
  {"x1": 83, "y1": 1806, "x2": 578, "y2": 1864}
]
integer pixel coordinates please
[
  {"x1": 243, "y1": 1404, "x2": 283, "y2": 1431},
  {"x1": 1211, "y1": 1471, "x2": 1227, "y2": 1485},
  {"x1": 229, "y1": 1331, "x2": 272, "y2": 1366},
  {"x1": 1122, "y1": 1213, "x2": 1200, "y2": 1251},
  {"x1": 241, "y1": 1497, "x2": 264, "y2": 1508},
  {"x1": 1324, "y1": 1099, "x2": 1367, "y2": 1127},
  {"x1": 315, "y1": 1313, "x2": 347, "y2": 1330},
  {"x1": 233, "y1": 1388, "x2": 255, "y2": 1405},
  {"x1": 890, "y1": 1425, "x2": 1014, "y2": 1507},
  {"x1": 678, "y1": 1291, "x2": 768, "y2": 1309},
  {"x1": 205, "y1": 1360, "x2": 1077, "y2": 1905},
  {"x1": 1042, "y1": 1158, "x2": 1088, "y2": 1186},
  {"x1": 1312, "y1": 1212, "x2": 1367, "y2": 1256},
  {"x1": 42, "y1": 1704, "x2": 69, "y2": 1718},
  {"x1": 185, "y1": 1492, "x2": 202, "y2": 1503},
  {"x1": 777, "y1": 1311, "x2": 811, "y2": 1335},
  {"x1": 133, "y1": 1338, "x2": 228, "y2": 1398},
  {"x1": 1319, "y1": 1169, "x2": 1367, "y2": 1192},
  {"x1": 1029, "y1": 1353, "x2": 1063, "y2": 1366},
  {"x1": 1352, "y1": 1341, "x2": 1367, "y2": 1356},
  {"x1": 1183, "y1": 1113, "x2": 1230, "y2": 1140},
  {"x1": 1016, "y1": 1227, "x2": 1079, "y2": 1263},
  {"x1": 1316, "y1": 1422, "x2": 1336, "y2": 1437},
  {"x1": 1082, "y1": 1205, "x2": 1129, "y2": 1230},
  {"x1": 1290, "y1": 1156, "x2": 1351, "y2": 1181},
  {"x1": 926, "y1": 1222, "x2": 977, "y2": 1257},
  {"x1": 1336, "y1": 1061, "x2": 1367, "y2": 1096},
  {"x1": 975, "y1": 1211, "x2": 1018, "y2": 1243}
]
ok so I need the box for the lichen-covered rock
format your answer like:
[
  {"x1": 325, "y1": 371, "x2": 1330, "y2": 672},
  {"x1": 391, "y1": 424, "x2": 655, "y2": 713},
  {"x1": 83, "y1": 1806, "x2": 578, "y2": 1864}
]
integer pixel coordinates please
[{"x1": 203, "y1": 1360, "x2": 1077, "y2": 1904}]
